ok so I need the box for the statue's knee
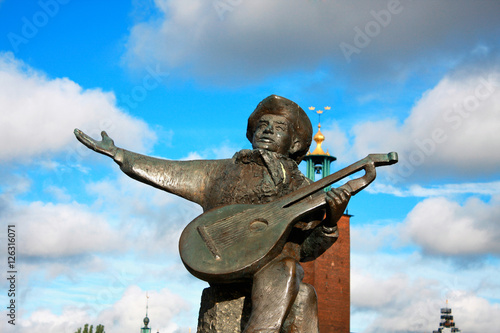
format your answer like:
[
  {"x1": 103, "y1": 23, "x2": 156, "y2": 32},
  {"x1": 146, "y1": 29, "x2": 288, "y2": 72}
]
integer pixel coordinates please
[
  {"x1": 255, "y1": 257, "x2": 303, "y2": 288},
  {"x1": 298, "y1": 283, "x2": 317, "y2": 305},
  {"x1": 278, "y1": 257, "x2": 304, "y2": 281},
  {"x1": 282, "y1": 257, "x2": 297, "y2": 272}
]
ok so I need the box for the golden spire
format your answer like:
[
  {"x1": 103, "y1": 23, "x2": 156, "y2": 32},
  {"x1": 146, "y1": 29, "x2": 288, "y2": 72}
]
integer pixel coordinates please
[{"x1": 308, "y1": 106, "x2": 330, "y2": 156}]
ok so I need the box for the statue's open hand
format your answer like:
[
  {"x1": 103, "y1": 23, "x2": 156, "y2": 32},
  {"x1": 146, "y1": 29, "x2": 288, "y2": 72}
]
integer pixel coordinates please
[
  {"x1": 74, "y1": 129, "x2": 118, "y2": 158},
  {"x1": 324, "y1": 187, "x2": 351, "y2": 227}
]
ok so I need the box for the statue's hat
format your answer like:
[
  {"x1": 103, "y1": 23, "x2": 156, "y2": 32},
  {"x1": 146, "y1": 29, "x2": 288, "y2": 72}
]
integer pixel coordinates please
[{"x1": 247, "y1": 95, "x2": 312, "y2": 163}]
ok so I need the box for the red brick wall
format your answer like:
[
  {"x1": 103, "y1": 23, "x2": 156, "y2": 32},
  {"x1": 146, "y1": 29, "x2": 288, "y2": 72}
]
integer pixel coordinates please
[{"x1": 302, "y1": 215, "x2": 350, "y2": 333}]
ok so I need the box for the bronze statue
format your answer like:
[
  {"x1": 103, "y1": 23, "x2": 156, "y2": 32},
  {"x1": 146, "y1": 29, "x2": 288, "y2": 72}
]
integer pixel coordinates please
[{"x1": 75, "y1": 95, "x2": 397, "y2": 333}]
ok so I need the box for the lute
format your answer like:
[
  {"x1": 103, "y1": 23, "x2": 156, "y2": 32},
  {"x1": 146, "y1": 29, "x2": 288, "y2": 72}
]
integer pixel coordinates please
[{"x1": 179, "y1": 152, "x2": 398, "y2": 283}]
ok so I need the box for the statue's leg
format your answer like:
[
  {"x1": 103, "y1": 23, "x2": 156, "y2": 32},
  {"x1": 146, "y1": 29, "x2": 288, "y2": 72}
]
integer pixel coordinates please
[
  {"x1": 242, "y1": 257, "x2": 302, "y2": 333},
  {"x1": 281, "y1": 283, "x2": 320, "y2": 333}
]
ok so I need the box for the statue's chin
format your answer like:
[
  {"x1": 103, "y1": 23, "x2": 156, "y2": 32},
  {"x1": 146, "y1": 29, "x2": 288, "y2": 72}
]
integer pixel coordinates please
[{"x1": 252, "y1": 142, "x2": 279, "y2": 153}]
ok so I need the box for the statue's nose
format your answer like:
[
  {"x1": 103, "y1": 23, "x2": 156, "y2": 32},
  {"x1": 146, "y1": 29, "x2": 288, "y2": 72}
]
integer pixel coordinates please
[{"x1": 263, "y1": 123, "x2": 274, "y2": 133}]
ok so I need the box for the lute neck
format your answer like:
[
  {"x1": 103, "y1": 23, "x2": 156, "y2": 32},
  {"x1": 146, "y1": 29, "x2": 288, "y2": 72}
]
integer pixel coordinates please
[{"x1": 281, "y1": 152, "x2": 398, "y2": 209}]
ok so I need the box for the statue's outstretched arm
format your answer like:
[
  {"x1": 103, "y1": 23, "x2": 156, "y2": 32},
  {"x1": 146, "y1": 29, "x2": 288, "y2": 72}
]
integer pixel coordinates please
[{"x1": 74, "y1": 129, "x2": 218, "y2": 207}]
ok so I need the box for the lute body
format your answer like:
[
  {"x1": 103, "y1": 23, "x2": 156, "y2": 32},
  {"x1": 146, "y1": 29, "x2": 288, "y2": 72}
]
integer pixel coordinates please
[{"x1": 179, "y1": 152, "x2": 398, "y2": 283}]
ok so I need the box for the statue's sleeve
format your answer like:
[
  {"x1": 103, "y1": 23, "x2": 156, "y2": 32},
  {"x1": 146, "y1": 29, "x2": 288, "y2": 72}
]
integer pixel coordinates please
[
  {"x1": 299, "y1": 223, "x2": 339, "y2": 262},
  {"x1": 113, "y1": 148, "x2": 223, "y2": 208},
  {"x1": 291, "y1": 175, "x2": 339, "y2": 262}
]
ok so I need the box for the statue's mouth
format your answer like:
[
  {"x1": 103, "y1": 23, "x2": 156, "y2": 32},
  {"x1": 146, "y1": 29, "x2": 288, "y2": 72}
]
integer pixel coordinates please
[{"x1": 257, "y1": 137, "x2": 274, "y2": 143}]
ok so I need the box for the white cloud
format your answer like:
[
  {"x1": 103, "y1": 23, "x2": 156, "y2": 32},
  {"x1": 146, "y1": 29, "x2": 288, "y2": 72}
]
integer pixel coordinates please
[
  {"x1": 0, "y1": 52, "x2": 156, "y2": 163},
  {"x1": 15, "y1": 285, "x2": 192, "y2": 333},
  {"x1": 182, "y1": 151, "x2": 204, "y2": 161},
  {"x1": 96, "y1": 285, "x2": 190, "y2": 333},
  {"x1": 0, "y1": 172, "x2": 31, "y2": 196},
  {"x1": 182, "y1": 142, "x2": 242, "y2": 161},
  {"x1": 351, "y1": 69, "x2": 500, "y2": 183},
  {"x1": 360, "y1": 288, "x2": 500, "y2": 333},
  {"x1": 351, "y1": 221, "x2": 403, "y2": 253},
  {"x1": 352, "y1": 271, "x2": 411, "y2": 309},
  {"x1": 16, "y1": 307, "x2": 90, "y2": 333},
  {"x1": 404, "y1": 195, "x2": 500, "y2": 256},
  {"x1": 0, "y1": 196, "x2": 126, "y2": 257},
  {"x1": 44, "y1": 185, "x2": 72, "y2": 202},
  {"x1": 351, "y1": 253, "x2": 500, "y2": 333},
  {"x1": 124, "y1": 0, "x2": 500, "y2": 84},
  {"x1": 352, "y1": 272, "x2": 440, "y2": 333},
  {"x1": 367, "y1": 180, "x2": 500, "y2": 197},
  {"x1": 452, "y1": 292, "x2": 500, "y2": 333},
  {"x1": 348, "y1": 192, "x2": 500, "y2": 331},
  {"x1": 84, "y1": 172, "x2": 202, "y2": 255}
]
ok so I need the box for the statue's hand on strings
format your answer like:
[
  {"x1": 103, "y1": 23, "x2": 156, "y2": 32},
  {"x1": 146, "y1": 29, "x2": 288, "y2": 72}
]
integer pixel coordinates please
[
  {"x1": 324, "y1": 187, "x2": 350, "y2": 229},
  {"x1": 74, "y1": 129, "x2": 118, "y2": 158}
]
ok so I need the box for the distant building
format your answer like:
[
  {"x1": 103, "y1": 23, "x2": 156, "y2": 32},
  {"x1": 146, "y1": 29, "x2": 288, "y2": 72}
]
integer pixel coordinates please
[
  {"x1": 432, "y1": 301, "x2": 461, "y2": 333},
  {"x1": 140, "y1": 293, "x2": 159, "y2": 333},
  {"x1": 140, "y1": 315, "x2": 151, "y2": 333}
]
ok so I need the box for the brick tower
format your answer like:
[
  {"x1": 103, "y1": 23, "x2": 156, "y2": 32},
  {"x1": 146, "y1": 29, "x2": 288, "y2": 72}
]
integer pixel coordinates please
[{"x1": 301, "y1": 106, "x2": 350, "y2": 333}]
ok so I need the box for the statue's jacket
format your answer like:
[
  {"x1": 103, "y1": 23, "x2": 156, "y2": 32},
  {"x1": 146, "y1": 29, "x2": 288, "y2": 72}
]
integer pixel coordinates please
[{"x1": 114, "y1": 147, "x2": 338, "y2": 264}]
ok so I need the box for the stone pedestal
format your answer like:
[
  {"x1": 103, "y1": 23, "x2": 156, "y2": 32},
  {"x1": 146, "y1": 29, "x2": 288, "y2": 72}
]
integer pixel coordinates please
[
  {"x1": 196, "y1": 283, "x2": 319, "y2": 333},
  {"x1": 197, "y1": 283, "x2": 252, "y2": 333}
]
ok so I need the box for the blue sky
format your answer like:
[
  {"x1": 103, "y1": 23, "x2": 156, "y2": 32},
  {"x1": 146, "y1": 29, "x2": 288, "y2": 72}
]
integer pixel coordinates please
[{"x1": 1, "y1": 0, "x2": 500, "y2": 332}]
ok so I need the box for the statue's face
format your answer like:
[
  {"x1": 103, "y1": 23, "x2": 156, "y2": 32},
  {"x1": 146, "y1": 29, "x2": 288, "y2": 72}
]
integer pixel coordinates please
[{"x1": 252, "y1": 114, "x2": 294, "y2": 156}]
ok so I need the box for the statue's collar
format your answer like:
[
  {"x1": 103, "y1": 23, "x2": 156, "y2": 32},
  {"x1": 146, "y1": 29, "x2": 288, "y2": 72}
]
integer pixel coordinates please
[
  {"x1": 233, "y1": 149, "x2": 297, "y2": 186},
  {"x1": 233, "y1": 149, "x2": 289, "y2": 164}
]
